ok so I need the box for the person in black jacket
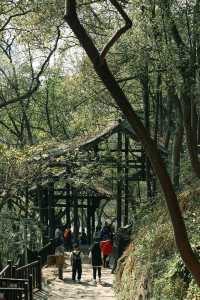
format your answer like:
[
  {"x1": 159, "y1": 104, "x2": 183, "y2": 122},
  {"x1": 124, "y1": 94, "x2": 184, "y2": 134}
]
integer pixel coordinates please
[{"x1": 89, "y1": 240, "x2": 103, "y2": 284}]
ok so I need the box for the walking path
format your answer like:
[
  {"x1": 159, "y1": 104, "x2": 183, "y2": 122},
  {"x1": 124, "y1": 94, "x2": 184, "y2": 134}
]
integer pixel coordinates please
[{"x1": 42, "y1": 254, "x2": 116, "y2": 300}]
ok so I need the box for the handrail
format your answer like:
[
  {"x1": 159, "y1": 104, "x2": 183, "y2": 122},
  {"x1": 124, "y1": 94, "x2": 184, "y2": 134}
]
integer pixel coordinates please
[
  {"x1": 0, "y1": 260, "x2": 12, "y2": 278},
  {"x1": 16, "y1": 256, "x2": 41, "y2": 291},
  {"x1": 16, "y1": 260, "x2": 38, "y2": 272},
  {"x1": 0, "y1": 278, "x2": 27, "y2": 283},
  {"x1": 0, "y1": 240, "x2": 53, "y2": 299},
  {"x1": 0, "y1": 288, "x2": 24, "y2": 291},
  {"x1": 0, "y1": 265, "x2": 9, "y2": 277}
]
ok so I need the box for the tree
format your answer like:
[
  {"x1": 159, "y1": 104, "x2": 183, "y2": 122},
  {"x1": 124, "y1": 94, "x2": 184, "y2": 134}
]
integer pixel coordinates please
[{"x1": 64, "y1": 0, "x2": 200, "y2": 285}]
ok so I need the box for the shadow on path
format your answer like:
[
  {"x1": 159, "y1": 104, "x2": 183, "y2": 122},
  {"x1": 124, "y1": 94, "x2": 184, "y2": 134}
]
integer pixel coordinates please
[{"x1": 43, "y1": 255, "x2": 116, "y2": 300}]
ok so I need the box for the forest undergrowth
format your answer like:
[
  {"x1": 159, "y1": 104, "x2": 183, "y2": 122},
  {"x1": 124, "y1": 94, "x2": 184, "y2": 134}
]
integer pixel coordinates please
[{"x1": 115, "y1": 185, "x2": 200, "y2": 300}]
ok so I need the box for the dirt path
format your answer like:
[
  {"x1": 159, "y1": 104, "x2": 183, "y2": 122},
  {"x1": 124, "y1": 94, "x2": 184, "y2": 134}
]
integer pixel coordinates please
[{"x1": 42, "y1": 255, "x2": 116, "y2": 300}]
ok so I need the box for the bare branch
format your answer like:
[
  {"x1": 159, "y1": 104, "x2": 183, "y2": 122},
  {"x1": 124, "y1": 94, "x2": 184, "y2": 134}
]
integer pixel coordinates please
[
  {"x1": 100, "y1": 0, "x2": 132, "y2": 60},
  {"x1": 0, "y1": 27, "x2": 61, "y2": 110},
  {"x1": 0, "y1": 10, "x2": 32, "y2": 32}
]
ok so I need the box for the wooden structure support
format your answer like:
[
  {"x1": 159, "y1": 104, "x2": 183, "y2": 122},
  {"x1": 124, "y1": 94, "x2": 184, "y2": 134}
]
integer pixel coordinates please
[
  {"x1": 124, "y1": 133, "x2": 129, "y2": 225},
  {"x1": 117, "y1": 131, "x2": 122, "y2": 229},
  {"x1": 25, "y1": 119, "x2": 167, "y2": 243}
]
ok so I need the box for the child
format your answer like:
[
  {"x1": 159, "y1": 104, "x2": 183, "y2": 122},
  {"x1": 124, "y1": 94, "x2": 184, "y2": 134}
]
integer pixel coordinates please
[
  {"x1": 70, "y1": 244, "x2": 83, "y2": 282},
  {"x1": 89, "y1": 240, "x2": 102, "y2": 284}
]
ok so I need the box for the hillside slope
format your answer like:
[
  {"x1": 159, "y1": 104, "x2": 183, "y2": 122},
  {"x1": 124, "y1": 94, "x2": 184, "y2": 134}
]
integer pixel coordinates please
[{"x1": 115, "y1": 188, "x2": 200, "y2": 300}]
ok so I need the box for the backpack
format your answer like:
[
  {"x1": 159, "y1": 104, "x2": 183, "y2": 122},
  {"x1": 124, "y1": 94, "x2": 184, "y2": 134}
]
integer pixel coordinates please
[{"x1": 72, "y1": 251, "x2": 81, "y2": 265}]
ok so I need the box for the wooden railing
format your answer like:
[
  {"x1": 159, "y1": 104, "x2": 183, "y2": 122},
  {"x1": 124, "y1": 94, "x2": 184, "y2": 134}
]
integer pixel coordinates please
[
  {"x1": 0, "y1": 278, "x2": 29, "y2": 300},
  {"x1": 0, "y1": 258, "x2": 41, "y2": 300},
  {"x1": 0, "y1": 240, "x2": 54, "y2": 299},
  {"x1": 16, "y1": 257, "x2": 42, "y2": 291},
  {"x1": 0, "y1": 261, "x2": 12, "y2": 278}
]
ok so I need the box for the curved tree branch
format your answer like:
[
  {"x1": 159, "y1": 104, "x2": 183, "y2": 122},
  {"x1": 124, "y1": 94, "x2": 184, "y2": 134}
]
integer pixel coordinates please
[
  {"x1": 100, "y1": 0, "x2": 132, "y2": 60},
  {"x1": 0, "y1": 27, "x2": 61, "y2": 110}
]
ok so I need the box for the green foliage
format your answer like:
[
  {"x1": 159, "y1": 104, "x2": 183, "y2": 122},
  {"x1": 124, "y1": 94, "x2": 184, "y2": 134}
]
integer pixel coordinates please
[
  {"x1": 116, "y1": 190, "x2": 200, "y2": 300},
  {"x1": 186, "y1": 280, "x2": 200, "y2": 300}
]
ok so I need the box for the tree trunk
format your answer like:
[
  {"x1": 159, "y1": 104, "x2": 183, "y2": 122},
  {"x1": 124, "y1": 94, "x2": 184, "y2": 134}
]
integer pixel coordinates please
[
  {"x1": 168, "y1": 87, "x2": 184, "y2": 190},
  {"x1": 141, "y1": 69, "x2": 153, "y2": 200},
  {"x1": 182, "y1": 91, "x2": 200, "y2": 178},
  {"x1": 164, "y1": 95, "x2": 173, "y2": 149}
]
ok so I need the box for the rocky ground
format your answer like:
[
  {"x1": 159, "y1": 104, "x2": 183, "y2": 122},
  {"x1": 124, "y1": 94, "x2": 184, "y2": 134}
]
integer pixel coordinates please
[{"x1": 42, "y1": 253, "x2": 116, "y2": 300}]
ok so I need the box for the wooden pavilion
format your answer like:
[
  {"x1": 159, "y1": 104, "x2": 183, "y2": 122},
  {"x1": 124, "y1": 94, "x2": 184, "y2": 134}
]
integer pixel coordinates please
[{"x1": 23, "y1": 119, "x2": 166, "y2": 244}]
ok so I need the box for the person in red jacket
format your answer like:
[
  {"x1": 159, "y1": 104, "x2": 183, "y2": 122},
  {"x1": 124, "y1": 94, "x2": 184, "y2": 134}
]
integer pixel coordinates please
[{"x1": 100, "y1": 239, "x2": 113, "y2": 268}]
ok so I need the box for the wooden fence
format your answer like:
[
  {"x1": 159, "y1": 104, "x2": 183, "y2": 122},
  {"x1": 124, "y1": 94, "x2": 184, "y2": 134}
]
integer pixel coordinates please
[{"x1": 0, "y1": 240, "x2": 54, "y2": 300}]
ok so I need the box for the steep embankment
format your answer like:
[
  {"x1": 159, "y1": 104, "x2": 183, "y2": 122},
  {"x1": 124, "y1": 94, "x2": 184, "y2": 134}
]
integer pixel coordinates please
[{"x1": 115, "y1": 188, "x2": 200, "y2": 300}]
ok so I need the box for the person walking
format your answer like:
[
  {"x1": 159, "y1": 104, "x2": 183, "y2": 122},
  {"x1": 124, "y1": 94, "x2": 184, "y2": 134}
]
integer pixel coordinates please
[
  {"x1": 70, "y1": 244, "x2": 83, "y2": 282},
  {"x1": 89, "y1": 240, "x2": 103, "y2": 284},
  {"x1": 54, "y1": 226, "x2": 65, "y2": 280}
]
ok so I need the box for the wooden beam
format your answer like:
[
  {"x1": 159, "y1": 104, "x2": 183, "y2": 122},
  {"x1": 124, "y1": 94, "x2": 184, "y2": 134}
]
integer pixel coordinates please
[
  {"x1": 87, "y1": 195, "x2": 91, "y2": 244},
  {"x1": 65, "y1": 183, "x2": 71, "y2": 227},
  {"x1": 53, "y1": 204, "x2": 88, "y2": 208},
  {"x1": 73, "y1": 188, "x2": 79, "y2": 240},
  {"x1": 54, "y1": 195, "x2": 108, "y2": 200},
  {"x1": 117, "y1": 131, "x2": 122, "y2": 229},
  {"x1": 48, "y1": 182, "x2": 55, "y2": 239},
  {"x1": 91, "y1": 204, "x2": 95, "y2": 239},
  {"x1": 124, "y1": 133, "x2": 129, "y2": 225}
]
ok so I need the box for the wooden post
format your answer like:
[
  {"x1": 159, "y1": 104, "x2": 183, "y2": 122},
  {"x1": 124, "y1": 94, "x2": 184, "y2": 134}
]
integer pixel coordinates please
[
  {"x1": 48, "y1": 182, "x2": 55, "y2": 239},
  {"x1": 124, "y1": 133, "x2": 129, "y2": 225},
  {"x1": 87, "y1": 195, "x2": 91, "y2": 244},
  {"x1": 66, "y1": 183, "x2": 71, "y2": 227},
  {"x1": 24, "y1": 186, "x2": 29, "y2": 265},
  {"x1": 81, "y1": 198, "x2": 84, "y2": 233},
  {"x1": 37, "y1": 185, "x2": 46, "y2": 244},
  {"x1": 91, "y1": 204, "x2": 95, "y2": 239},
  {"x1": 29, "y1": 274, "x2": 33, "y2": 300},
  {"x1": 43, "y1": 189, "x2": 49, "y2": 243},
  {"x1": 117, "y1": 131, "x2": 122, "y2": 229},
  {"x1": 24, "y1": 282, "x2": 29, "y2": 300},
  {"x1": 7, "y1": 260, "x2": 12, "y2": 278},
  {"x1": 73, "y1": 188, "x2": 79, "y2": 240},
  {"x1": 50, "y1": 239, "x2": 54, "y2": 255},
  {"x1": 11, "y1": 265, "x2": 16, "y2": 278},
  {"x1": 37, "y1": 256, "x2": 42, "y2": 290}
]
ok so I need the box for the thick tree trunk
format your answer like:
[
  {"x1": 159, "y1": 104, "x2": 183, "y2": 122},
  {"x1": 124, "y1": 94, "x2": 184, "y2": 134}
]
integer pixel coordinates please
[{"x1": 64, "y1": 0, "x2": 200, "y2": 285}]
